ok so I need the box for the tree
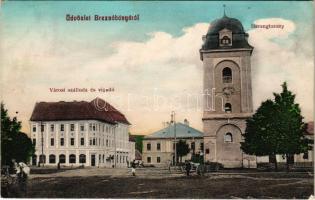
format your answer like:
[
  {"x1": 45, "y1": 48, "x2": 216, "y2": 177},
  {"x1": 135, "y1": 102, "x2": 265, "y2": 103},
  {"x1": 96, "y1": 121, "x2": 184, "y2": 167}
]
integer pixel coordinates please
[
  {"x1": 241, "y1": 82, "x2": 310, "y2": 171},
  {"x1": 176, "y1": 139, "x2": 190, "y2": 163},
  {"x1": 1, "y1": 103, "x2": 35, "y2": 167},
  {"x1": 191, "y1": 153, "x2": 204, "y2": 164},
  {"x1": 134, "y1": 135, "x2": 144, "y2": 153},
  {"x1": 273, "y1": 82, "x2": 310, "y2": 170},
  {"x1": 241, "y1": 100, "x2": 280, "y2": 169}
]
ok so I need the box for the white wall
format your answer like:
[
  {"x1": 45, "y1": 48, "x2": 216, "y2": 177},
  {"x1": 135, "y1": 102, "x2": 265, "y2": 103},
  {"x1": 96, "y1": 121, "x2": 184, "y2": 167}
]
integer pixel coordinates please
[{"x1": 30, "y1": 120, "x2": 131, "y2": 167}]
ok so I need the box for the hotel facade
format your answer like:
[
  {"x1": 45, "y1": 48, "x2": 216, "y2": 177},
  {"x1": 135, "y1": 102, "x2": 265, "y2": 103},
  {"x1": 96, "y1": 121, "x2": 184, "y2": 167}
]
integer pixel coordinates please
[{"x1": 30, "y1": 97, "x2": 135, "y2": 167}]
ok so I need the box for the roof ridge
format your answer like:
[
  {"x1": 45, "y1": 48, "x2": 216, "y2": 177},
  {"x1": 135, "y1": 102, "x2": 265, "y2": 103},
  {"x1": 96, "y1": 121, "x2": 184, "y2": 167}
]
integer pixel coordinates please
[
  {"x1": 145, "y1": 122, "x2": 203, "y2": 138},
  {"x1": 37, "y1": 100, "x2": 89, "y2": 104},
  {"x1": 30, "y1": 98, "x2": 130, "y2": 125}
]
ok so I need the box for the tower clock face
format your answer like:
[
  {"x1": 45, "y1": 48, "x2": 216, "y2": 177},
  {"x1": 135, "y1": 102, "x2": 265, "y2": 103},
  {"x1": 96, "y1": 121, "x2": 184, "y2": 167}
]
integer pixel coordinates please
[{"x1": 222, "y1": 86, "x2": 235, "y2": 98}]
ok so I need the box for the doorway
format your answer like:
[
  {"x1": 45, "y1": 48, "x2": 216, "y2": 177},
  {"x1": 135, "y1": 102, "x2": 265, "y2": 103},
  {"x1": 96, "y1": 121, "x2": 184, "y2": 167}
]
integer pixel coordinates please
[
  {"x1": 32, "y1": 155, "x2": 37, "y2": 166},
  {"x1": 91, "y1": 155, "x2": 96, "y2": 166}
]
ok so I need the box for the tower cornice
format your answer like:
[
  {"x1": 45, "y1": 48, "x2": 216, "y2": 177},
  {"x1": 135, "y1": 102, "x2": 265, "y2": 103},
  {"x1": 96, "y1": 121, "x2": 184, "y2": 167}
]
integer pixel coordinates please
[
  {"x1": 202, "y1": 112, "x2": 253, "y2": 121},
  {"x1": 199, "y1": 48, "x2": 253, "y2": 60}
]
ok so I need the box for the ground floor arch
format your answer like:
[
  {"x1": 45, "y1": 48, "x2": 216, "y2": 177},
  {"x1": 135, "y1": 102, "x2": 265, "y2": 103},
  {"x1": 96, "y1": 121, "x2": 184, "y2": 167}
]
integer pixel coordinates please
[{"x1": 215, "y1": 123, "x2": 243, "y2": 168}]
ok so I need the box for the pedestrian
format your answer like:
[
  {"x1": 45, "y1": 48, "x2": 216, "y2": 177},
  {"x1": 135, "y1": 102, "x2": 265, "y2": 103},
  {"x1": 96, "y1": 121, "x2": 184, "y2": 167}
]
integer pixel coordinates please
[
  {"x1": 197, "y1": 163, "x2": 203, "y2": 176},
  {"x1": 12, "y1": 159, "x2": 18, "y2": 173},
  {"x1": 167, "y1": 160, "x2": 171, "y2": 173},
  {"x1": 16, "y1": 162, "x2": 29, "y2": 197},
  {"x1": 185, "y1": 160, "x2": 191, "y2": 176},
  {"x1": 131, "y1": 160, "x2": 136, "y2": 176},
  {"x1": 57, "y1": 162, "x2": 61, "y2": 170}
]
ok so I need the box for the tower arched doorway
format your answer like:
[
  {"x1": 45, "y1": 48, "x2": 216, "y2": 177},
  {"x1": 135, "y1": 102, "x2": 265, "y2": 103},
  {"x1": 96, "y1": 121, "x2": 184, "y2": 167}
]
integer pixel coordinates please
[{"x1": 216, "y1": 124, "x2": 243, "y2": 168}]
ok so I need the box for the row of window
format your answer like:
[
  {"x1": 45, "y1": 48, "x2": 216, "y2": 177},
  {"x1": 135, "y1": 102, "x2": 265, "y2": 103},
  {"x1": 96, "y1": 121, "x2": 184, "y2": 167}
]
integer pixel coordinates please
[
  {"x1": 33, "y1": 123, "x2": 118, "y2": 134},
  {"x1": 146, "y1": 142, "x2": 204, "y2": 151},
  {"x1": 146, "y1": 143, "x2": 160, "y2": 151},
  {"x1": 37, "y1": 136, "x2": 231, "y2": 151},
  {"x1": 32, "y1": 137, "x2": 126, "y2": 148},
  {"x1": 34, "y1": 153, "x2": 129, "y2": 164},
  {"x1": 33, "y1": 138, "x2": 82, "y2": 146},
  {"x1": 146, "y1": 156, "x2": 160, "y2": 164},
  {"x1": 36, "y1": 154, "x2": 86, "y2": 164}
]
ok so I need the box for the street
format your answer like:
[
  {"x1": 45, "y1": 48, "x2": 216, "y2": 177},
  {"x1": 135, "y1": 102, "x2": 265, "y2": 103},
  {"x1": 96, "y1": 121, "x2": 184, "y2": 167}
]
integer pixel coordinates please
[{"x1": 20, "y1": 167, "x2": 314, "y2": 198}]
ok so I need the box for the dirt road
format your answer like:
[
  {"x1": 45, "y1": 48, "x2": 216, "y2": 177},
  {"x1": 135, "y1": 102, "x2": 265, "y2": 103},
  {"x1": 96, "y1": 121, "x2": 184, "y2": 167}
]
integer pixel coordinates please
[{"x1": 13, "y1": 167, "x2": 315, "y2": 198}]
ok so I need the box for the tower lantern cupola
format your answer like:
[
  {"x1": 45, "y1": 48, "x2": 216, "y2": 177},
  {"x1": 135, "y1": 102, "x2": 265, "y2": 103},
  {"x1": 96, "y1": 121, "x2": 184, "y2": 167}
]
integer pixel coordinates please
[{"x1": 201, "y1": 15, "x2": 253, "y2": 54}]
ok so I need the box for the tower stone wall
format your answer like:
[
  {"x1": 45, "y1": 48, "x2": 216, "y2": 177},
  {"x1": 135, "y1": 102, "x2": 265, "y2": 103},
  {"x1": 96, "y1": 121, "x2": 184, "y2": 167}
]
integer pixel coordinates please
[{"x1": 200, "y1": 15, "x2": 256, "y2": 168}]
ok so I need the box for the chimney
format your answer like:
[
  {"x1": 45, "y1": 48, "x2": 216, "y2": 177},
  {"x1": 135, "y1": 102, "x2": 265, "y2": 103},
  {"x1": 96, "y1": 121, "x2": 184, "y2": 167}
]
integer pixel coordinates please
[{"x1": 184, "y1": 119, "x2": 189, "y2": 126}]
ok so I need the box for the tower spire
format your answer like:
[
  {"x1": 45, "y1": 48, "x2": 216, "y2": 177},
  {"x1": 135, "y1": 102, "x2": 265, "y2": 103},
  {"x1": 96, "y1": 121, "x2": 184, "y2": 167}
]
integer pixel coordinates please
[{"x1": 223, "y1": 4, "x2": 227, "y2": 17}]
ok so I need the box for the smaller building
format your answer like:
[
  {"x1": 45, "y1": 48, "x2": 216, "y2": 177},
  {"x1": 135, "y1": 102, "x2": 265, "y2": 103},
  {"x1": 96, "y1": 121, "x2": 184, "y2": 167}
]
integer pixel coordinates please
[
  {"x1": 294, "y1": 121, "x2": 314, "y2": 165},
  {"x1": 142, "y1": 120, "x2": 204, "y2": 167}
]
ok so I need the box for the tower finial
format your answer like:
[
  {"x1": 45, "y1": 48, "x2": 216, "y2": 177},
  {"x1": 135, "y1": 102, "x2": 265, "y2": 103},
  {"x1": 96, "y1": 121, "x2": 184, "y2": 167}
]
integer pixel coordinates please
[{"x1": 223, "y1": 4, "x2": 227, "y2": 17}]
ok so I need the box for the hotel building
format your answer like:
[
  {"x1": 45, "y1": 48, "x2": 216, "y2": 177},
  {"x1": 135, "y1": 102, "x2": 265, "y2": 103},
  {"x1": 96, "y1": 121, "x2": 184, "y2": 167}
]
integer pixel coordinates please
[{"x1": 30, "y1": 97, "x2": 133, "y2": 167}]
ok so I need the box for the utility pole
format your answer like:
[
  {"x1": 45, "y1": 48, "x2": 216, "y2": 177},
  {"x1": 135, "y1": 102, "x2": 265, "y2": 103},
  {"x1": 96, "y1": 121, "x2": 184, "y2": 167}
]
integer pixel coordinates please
[
  {"x1": 41, "y1": 121, "x2": 44, "y2": 167},
  {"x1": 241, "y1": 151, "x2": 244, "y2": 168},
  {"x1": 171, "y1": 111, "x2": 177, "y2": 166},
  {"x1": 114, "y1": 123, "x2": 118, "y2": 168}
]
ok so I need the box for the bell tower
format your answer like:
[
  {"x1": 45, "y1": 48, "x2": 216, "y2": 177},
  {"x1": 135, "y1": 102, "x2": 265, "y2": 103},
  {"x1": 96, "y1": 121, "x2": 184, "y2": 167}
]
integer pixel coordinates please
[{"x1": 200, "y1": 14, "x2": 256, "y2": 168}]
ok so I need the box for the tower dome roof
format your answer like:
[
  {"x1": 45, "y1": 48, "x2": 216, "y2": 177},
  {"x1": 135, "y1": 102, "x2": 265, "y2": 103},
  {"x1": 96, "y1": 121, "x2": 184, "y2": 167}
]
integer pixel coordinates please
[
  {"x1": 207, "y1": 15, "x2": 245, "y2": 35},
  {"x1": 201, "y1": 15, "x2": 253, "y2": 51}
]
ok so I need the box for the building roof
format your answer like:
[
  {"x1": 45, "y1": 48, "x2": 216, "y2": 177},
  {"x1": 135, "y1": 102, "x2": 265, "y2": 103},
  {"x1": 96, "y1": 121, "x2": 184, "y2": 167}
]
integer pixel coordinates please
[
  {"x1": 144, "y1": 122, "x2": 203, "y2": 139},
  {"x1": 30, "y1": 97, "x2": 130, "y2": 125},
  {"x1": 129, "y1": 135, "x2": 136, "y2": 142},
  {"x1": 201, "y1": 15, "x2": 253, "y2": 51},
  {"x1": 306, "y1": 121, "x2": 314, "y2": 135},
  {"x1": 207, "y1": 15, "x2": 245, "y2": 35}
]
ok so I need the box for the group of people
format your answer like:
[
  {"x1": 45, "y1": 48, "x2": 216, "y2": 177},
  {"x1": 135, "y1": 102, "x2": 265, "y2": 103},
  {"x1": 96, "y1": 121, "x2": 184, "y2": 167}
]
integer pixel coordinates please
[
  {"x1": 14, "y1": 160, "x2": 30, "y2": 192},
  {"x1": 129, "y1": 160, "x2": 193, "y2": 177},
  {"x1": 2, "y1": 160, "x2": 30, "y2": 197}
]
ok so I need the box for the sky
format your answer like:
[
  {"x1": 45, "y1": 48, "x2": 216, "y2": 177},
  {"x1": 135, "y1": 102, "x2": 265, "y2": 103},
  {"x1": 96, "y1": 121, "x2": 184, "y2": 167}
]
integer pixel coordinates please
[{"x1": 0, "y1": 1, "x2": 314, "y2": 135}]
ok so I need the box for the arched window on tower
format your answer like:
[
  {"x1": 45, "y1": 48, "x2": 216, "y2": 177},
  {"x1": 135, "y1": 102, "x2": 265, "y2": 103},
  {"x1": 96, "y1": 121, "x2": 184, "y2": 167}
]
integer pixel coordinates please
[
  {"x1": 221, "y1": 36, "x2": 231, "y2": 45},
  {"x1": 224, "y1": 132, "x2": 233, "y2": 143},
  {"x1": 222, "y1": 67, "x2": 232, "y2": 83},
  {"x1": 225, "y1": 103, "x2": 232, "y2": 113}
]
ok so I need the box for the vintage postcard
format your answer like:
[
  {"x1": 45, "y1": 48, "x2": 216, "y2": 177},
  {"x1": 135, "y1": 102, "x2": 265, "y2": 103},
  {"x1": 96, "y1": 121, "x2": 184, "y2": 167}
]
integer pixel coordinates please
[{"x1": 0, "y1": 0, "x2": 314, "y2": 199}]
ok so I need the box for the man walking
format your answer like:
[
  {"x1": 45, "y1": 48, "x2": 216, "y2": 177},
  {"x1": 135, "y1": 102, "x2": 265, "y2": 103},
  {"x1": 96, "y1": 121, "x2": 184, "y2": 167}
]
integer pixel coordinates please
[
  {"x1": 185, "y1": 160, "x2": 191, "y2": 176},
  {"x1": 167, "y1": 160, "x2": 171, "y2": 173},
  {"x1": 131, "y1": 160, "x2": 136, "y2": 176}
]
